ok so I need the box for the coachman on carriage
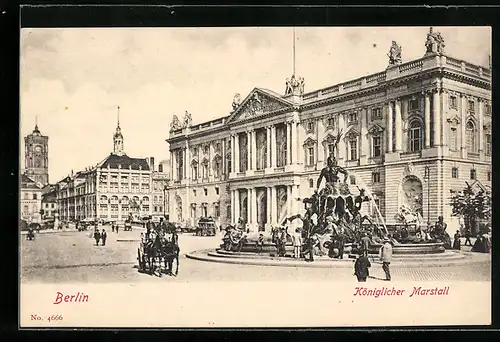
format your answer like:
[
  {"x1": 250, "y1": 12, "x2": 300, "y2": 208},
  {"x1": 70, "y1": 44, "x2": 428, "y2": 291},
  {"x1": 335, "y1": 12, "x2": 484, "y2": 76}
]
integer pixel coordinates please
[{"x1": 137, "y1": 220, "x2": 180, "y2": 277}]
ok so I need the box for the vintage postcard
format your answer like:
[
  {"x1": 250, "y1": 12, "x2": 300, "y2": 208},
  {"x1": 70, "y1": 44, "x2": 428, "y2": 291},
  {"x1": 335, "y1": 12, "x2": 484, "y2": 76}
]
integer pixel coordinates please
[{"x1": 20, "y1": 26, "x2": 491, "y2": 328}]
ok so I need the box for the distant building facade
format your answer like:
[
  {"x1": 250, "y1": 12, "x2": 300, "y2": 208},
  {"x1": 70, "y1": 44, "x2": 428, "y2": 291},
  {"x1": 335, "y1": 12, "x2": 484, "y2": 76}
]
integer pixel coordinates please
[
  {"x1": 21, "y1": 174, "x2": 43, "y2": 223},
  {"x1": 56, "y1": 111, "x2": 162, "y2": 223},
  {"x1": 167, "y1": 29, "x2": 492, "y2": 232},
  {"x1": 41, "y1": 184, "x2": 58, "y2": 219},
  {"x1": 151, "y1": 159, "x2": 170, "y2": 220}
]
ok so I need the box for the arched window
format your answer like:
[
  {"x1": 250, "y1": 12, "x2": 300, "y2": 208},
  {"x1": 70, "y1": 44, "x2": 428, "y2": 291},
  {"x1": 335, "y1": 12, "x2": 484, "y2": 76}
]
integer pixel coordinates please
[
  {"x1": 191, "y1": 160, "x2": 198, "y2": 180},
  {"x1": 466, "y1": 120, "x2": 476, "y2": 153},
  {"x1": 213, "y1": 156, "x2": 222, "y2": 178},
  {"x1": 142, "y1": 196, "x2": 149, "y2": 203},
  {"x1": 409, "y1": 121, "x2": 422, "y2": 152},
  {"x1": 202, "y1": 159, "x2": 209, "y2": 179},
  {"x1": 485, "y1": 133, "x2": 492, "y2": 156}
]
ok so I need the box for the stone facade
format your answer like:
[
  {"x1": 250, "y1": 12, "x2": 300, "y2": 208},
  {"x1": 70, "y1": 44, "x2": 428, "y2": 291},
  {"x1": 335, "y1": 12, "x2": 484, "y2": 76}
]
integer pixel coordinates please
[
  {"x1": 167, "y1": 43, "x2": 491, "y2": 232},
  {"x1": 20, "y1": 174, "x2": 43, "y2": 224},
  {"x1": 24, "y1": 123, "x2": 49, "y2": 186}
]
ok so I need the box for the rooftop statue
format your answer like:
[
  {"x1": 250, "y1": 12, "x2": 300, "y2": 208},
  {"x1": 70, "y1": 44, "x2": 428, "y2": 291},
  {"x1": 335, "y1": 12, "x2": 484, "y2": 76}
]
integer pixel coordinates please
[
  {"x1": 232, "y1": 93, "x2": 242, "y2": 111},
  {"x1": 285, "y1": 74, "x2": 305, "y2": 96},
  {"x1": 387, "y1": 41, "x2": 402, "y2": 66},
  {"x1": 425, "y1": 27, "x2": 446, "y2": 55},
  {"x1": 170, "y1": 115, "x2": 181, "y2": 131},
  {"x1": 183, "y1": 111, "x2": 192, "y2": 128}
]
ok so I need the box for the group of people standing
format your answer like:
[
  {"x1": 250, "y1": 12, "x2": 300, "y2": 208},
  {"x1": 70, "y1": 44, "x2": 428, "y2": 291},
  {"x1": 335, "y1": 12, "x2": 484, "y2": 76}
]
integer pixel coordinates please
[
  {"x1": 354, "y1": 236, "x2": 393, "y2": 282},
  {"x1": 93, "y1": 228, "x2": 107, "y2": 246}
]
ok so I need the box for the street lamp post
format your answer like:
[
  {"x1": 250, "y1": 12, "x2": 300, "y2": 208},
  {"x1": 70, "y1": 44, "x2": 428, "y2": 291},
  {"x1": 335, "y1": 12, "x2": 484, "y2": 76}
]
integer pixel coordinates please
[{"x1": 424, "y1": 166, "x2": 430, "y2": 227}]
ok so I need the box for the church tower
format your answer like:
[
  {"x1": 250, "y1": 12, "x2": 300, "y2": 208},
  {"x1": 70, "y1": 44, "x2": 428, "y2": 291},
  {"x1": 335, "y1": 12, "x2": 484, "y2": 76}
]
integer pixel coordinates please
[
  {"x1": 113, "y1": 106, "x2": 124, "y2": 156},
  {"x1": 24, "y1": 117, "x2": 49, "y2": 185}
]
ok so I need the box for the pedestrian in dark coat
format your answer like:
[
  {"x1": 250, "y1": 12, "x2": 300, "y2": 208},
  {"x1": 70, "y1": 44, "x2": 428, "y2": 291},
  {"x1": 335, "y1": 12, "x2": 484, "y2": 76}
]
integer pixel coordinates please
[
  {"x1": 101, "y1": 229, "x2": 107, "y2": 246},
  {"x1": 354, "y1": 254, "x2": 371, "y2": 282},
  {"x1": 452, "y1": 230, "x2": 461, "y2": 250},
  {"x1": 464, "y1": 228, "x2": 472, "y2": 246},
  {"x1": 94, "y1": 229, "x2": 101, "y2": 246}
]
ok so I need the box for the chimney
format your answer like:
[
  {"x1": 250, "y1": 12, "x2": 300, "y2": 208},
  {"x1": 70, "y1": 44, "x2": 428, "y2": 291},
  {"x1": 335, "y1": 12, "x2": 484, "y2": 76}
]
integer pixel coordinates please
[{"x1": 150, "y1": 157, "x2": 155, "y2": 171}]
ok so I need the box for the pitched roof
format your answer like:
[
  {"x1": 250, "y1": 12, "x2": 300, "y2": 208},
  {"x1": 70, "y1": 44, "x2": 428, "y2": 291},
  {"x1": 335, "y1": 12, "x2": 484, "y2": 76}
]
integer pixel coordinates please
[
  {"x1": 21, "y1": 174, "x2": 42, "y2": 190},
  {"x1": 98, "y1": 153, "x2": 150, "y2": 171}
]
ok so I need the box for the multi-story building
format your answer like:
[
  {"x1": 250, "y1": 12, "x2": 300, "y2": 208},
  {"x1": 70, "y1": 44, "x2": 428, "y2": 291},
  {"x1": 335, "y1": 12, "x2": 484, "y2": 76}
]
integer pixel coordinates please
[
  {"x1": 20, "y1": 174, "x2": 43, "y2": 224},
  {"x1": 167, "y1": 28, "x2": 492, "y2": 232},
  {"x1": 24, "y1": 121, "x2": 49, "y2": 186},
  {"x1": 56, "y1": 111, "x2": 157, "y2": 223},
  {"x1": 151, "y1": 159, "x2": 170, "y2": 220},
  {"x1": 41, "y1": 184, "x2": 58, "y2": 219}
]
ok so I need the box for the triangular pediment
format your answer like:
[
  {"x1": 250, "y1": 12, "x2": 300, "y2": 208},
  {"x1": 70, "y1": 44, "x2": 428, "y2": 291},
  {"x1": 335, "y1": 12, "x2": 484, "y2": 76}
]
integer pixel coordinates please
[
  {"x1": 344, "y1": 127, "x2": 360, "y2": 139},
  {"x1": 368, "y1": 124, "x2": 385, "y2": 135},
  {"x1": 322, "y1": 133, "x2": 340, "y2": 145},
  {"x1": 226, "y1": 88, "x2": 294, "y2": 124},
  {"x1": 303, "y1": 137, "x2": 317, "y2": 147}
]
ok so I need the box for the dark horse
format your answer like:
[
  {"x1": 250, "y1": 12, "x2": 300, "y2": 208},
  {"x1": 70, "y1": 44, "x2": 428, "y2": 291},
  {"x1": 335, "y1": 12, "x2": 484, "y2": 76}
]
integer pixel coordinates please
[{"x1": 160, "y1": 232, "x2": 180, "y2": 276}]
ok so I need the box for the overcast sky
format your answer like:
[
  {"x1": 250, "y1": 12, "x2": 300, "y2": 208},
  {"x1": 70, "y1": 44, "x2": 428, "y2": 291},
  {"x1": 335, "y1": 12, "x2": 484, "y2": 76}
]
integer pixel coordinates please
[{"x1": 20, "y1": 26, "x2": 491, "y2": 182}]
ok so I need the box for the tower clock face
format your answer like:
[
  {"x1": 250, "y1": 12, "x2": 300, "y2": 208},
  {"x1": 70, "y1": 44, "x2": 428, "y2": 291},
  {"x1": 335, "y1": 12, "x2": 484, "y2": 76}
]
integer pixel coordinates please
[{"x1": 34, "y1": 145, "x2": 42, "y2": 154}]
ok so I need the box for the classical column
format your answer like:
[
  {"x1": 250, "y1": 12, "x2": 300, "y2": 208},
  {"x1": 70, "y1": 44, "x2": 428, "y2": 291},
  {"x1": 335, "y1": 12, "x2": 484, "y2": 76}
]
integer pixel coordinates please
[
  {"x1": 222, "y1": 139, "x2": 226, "y2": 175},
  {"x1": 441, "y1": 90, "x2": 449, "y2": 148},
  {"x1": 360, "y1": 107, "x2": 369, "y2": 157},
  {"x1": 230, "y1": 190, "x2": 235, "y2": 224},
  {"x1": 271, "y1": 186, "x2": 277, "y2": 226},
  {"x1": 294, "y1": 121, "x2": 300, "y2": 164},
  {"x1": 270, "y1": 125, "x2": 276, "y2": 168},
  {"x1": 266, "y1": 187, "x2": 271, "y2": 228},
  {"x1": 286, "y1": 185, "x2": 291, "y2": 220},
  {"x1": 234, "y1": 189, "x2": 240, "y2": 222},
  {"x1": 479, "y1": 98, "x2": 485, "y2": 153},
  {"x1": 251, "y1": 130, "x2": 257, "y2": 170},
  {"x1": 432, "y1": 89, "x2": 441, "y2": 146},
  {"x1": 460, "y1": 94, "x2": 467, "y2": 158},
  {"x1": 266, "y1": 126, "x2": 271, "y2": 168},
  {"x1": 170, "y1": 151, "x2": 174, "y2": 180},
  {"x1": 247, "y1": 188, "x2": 252, "y2": 226},
  {"x1": 251, "y1": 187, "x2": 257, "y2": 231},
  {"x1": 394, "y1": 99, "x2": 402, "y2": 152},
  {"x1": 386, "y1": 102, "x2": 393, "y2": 153},
  {"x1": 234, "y1": 133, "x2": 240, "y2": 173},
  {"x1": 424, "y1": 91, "x2": 431, "y2": 148},
  {"x1": 246, "y1": 131, "x2": 252, "y2": 171},
  {"x1": 286, "y1": 122, "x2": 291, "y2": 165},
  {"x1": 185, "y1": 145, "x2": 190, "y2": 180}
]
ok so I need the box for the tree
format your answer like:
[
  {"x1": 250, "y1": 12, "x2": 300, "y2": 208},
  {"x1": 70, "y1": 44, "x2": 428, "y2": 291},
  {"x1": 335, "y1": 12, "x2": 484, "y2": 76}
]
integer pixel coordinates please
[{"x1": 450, "y1": 183, "x2": 491, "y2": 234}]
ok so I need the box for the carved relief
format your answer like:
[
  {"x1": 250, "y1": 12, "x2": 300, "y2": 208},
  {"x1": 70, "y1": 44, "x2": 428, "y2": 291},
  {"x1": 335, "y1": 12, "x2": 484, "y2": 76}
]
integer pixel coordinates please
[
  {"x1": 237, "y1": 91, "x2": 289, "y2": 120},
  {"x1": 368, "y1": 124, "x2": 385, "y2": 135},
  {"x1": 303, "y1": 137, "x2": 316, "y2": 147}
]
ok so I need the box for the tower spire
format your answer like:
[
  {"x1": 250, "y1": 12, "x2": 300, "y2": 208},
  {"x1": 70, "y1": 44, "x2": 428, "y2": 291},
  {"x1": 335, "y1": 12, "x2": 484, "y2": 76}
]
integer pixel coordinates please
[
  {"x1": 117, "y1": 105, "x2": 120, "y2": 128},
  {"x1": 34, "y1": 116, "x2": 40, "y2": 133}
]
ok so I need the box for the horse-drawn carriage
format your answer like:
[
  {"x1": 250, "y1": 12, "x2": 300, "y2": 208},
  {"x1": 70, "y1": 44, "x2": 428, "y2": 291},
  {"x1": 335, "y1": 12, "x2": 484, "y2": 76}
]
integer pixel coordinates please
[{"x1": 137, "y1": 229, "x2": 180, "y2": 277}]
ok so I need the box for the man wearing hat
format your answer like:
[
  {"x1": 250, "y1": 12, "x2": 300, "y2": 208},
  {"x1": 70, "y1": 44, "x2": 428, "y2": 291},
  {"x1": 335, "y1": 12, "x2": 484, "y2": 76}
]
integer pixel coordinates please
[
  {"x1": 379, "y1": 236, "x2": 393, "y2": 281},
  {"x1": 360, "y1": 232, "x2": 371, "y2": 257}
]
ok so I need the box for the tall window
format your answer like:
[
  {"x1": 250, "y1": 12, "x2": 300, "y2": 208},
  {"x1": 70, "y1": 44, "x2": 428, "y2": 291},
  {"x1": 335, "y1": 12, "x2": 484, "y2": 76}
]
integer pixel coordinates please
[
  {"x1": 372, "y1": 172, "x2": 381, "y2": 183},
  {"x1": 349, "y1": 138, "x2": 358, "y2": 160},
  {"x1": 373, "y1": 136, "x2": 382, "y2": 157},
  {"x1": 451, "y1": 167, "x2": 458, "y2": 179},
  {"x1": 202, "y1": 162, "x2": 209, "y2": 179},
  {"x1": 449, "y1": 96, "x2": 457, "y2": 109},
  {"x1": 485, "y1": 133, "x2": 492, "y2": 156},
  {"x1": 33, "y1": 193, "x2": 37, "y2": 200},
  {"x1": 468, "y1": 100, "x2": 475, "y2": 113},
  {"x1": 192, "y1": 163, "x2": 198, "y2": 180},
  {"x1": 214, "y1": 204, "x2": 220, "y2": 218},
  {"x1": 327, "y1": 143, "x2": 335, "y2": 159},
  {"x1": 307, "y1": 147, "x2": 315, "y2": 166},
  {"x1": 409, "y1": 121, "x2": 422, "y2": 152},
  {"x1": 371, "y1": 107, "x2": 382, "y2": 120},
  {"x1": 409, "y1": 98, "x2": 420, "y2": 111},
  {"x1": 309, "y1": 179, "x2": 314, "y2": 188},
  {"x1": 214, "y1": 158, "x2": 221, "y2": 178},
  {"x1": 348, "y1": 112, "x2": 358, "y2": 123},
  {"x1": 470, "y1": 169, "x2": 477, "y2": 180},
  {"x1": 158, "y1": 164, "x2": 163, "y2": 172},
  {"x1": 227, "y1": 154, "x2": 232, "y2": 173},
  {"x1": 487, "y1": 171, "x2": 492, "y2": 182},
  {"x1": 176, "y1": 150, "x2": 184, "y2": 181},
  {"x1": 466, "y1": 121, "x2": 476, "y2": 153},
  {"x1": 326, "y1": 117, "x2": 335, "y2": 128},
  {"x1": 449, "y1": 127, "x2": 458, "y2": 151}
]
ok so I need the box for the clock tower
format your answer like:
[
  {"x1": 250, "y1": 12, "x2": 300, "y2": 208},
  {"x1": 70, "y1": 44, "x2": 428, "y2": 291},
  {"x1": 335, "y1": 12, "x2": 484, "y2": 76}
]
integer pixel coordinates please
[{"x1": 24, "y1": 120, "x2": 49, "y2": 186}]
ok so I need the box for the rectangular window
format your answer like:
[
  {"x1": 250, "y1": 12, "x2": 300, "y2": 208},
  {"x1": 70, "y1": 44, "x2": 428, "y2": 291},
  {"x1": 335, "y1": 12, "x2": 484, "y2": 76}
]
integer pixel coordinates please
[
  {"x1": 468, "y1": 100, "x2": 475, "y2": 112},
  {"x1": 23, "y1": 205, "x2": 29, "y2": 213},
  {"x1": 373, "y1": 136, "x2": 382, "y2": 157},
  {"x1": 485, "y1": 134, "x2": 492, "y2": 156},
  {"x1": 348, "y1": 112, "x2": 358, "y2": 123},
  {"x1": 204, "y1": 189, "x2": 208, "y2": 196},
  {"x1": 33, "y1": 194, "x2": 37, "y2": 200},
  {"x1": 451, "y1": 167, "x2": 458, "y2": 179},
  {"x1": 349, "y1": 139, "x2": 358, "y2": 160},
  {"x1": 215, "y1": 187, "x2": 220, "y2": 195},
  {"x1": 470, "y1": 169, "x2": 476, "y2": 180},
  {"x1": 214, "y1": 205, "x2": 220, "y2": 218},
  {"x1": 193, "y1": 189, "x2": 197, "y2": 197},
  {"x1": 192, "y1": 165, "x2": 198, "y2": 180},
  {"x1": 450, "y1": 128, "x2": 458, "y2": 151},
  {"x1": 227, "y1": 205, "x2": 231, "y2": 220},
  {"x1": 307, "y1": 147, "x2": 315, "y2": 166},
  {"x1": 371, "y1": 107, "x2": 382, "y2": 120},
  {"x1": 307, "y1": 121, "x2": 314, "y2": 132},
  {"x1": 487, "y1": 172, "x2": 492, "y2": 182},
  {"x1": 372, "y1": 172, "x2": 381, "y2": 183},
  {"x1": 327, "y1": 144, "x2": 335, "y2": 159},
  {"x1": 449, "y1": 96, "x2": 457, "y2": 109},
  {"x1": 350, "y1": 176, "x2": 356, "y2": 185},
  {"x1": 204, "y1": 145, "x2": 210, "y2": 154},
  {"x1": 485, "y1": 104, "x2": 491, "y2": 115},
  {"x1": 409, "y1": 98, "x2": 419, "y2": 111},
  {"x1": 327, "y1": 117, "x2": 335, "y2": 128}
]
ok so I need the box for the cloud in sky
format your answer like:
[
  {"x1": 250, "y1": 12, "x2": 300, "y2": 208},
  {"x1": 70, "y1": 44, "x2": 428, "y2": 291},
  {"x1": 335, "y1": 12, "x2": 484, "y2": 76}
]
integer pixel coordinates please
[{"x1": 20, "y1": 26, "x2": 491, "y2": 182}]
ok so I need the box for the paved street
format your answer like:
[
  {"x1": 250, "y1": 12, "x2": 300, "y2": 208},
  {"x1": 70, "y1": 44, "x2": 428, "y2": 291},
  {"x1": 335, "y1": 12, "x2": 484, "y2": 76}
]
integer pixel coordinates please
[{"x1": 21, "y1": 228, "x2": 491, "y2": 284}]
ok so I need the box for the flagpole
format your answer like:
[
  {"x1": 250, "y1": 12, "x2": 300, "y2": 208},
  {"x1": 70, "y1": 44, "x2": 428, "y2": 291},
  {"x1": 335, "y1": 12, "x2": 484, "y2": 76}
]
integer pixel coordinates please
[{"x1": 293, "y1": 27, "x2": 296, "y2": 76}]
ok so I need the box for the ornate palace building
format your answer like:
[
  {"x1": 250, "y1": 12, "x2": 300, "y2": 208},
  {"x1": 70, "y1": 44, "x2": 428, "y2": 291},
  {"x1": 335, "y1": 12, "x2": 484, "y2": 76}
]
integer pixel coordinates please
[
  {"x1": 56, "y1": 109, "x2": 161, "y2": 223},
  {"x1": 167, "y1": 28, "x2": 491, "y2": 232}
]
